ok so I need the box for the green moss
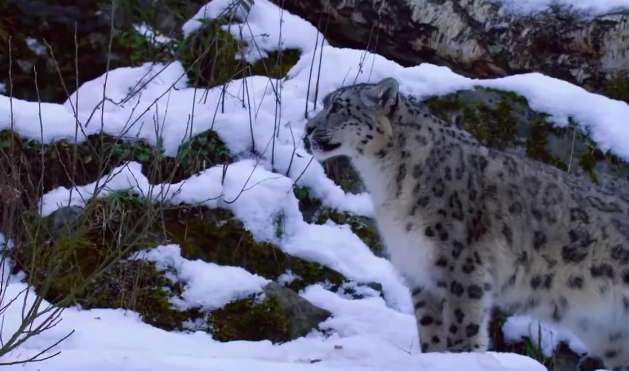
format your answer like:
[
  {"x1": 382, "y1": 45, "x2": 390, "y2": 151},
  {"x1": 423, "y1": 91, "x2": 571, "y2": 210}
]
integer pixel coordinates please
[
  {"x1": 525, "y1": 119, "x2": 568, "y2": 171},
  {"x1": 425, "y1": 95, "x2": 466, "y2": 116},
  {"x1": 480, "y1": 88, "x2": 529, "y2": 105},
  {"x1": 424, "y1": 89, "x2": 523, "y2": 149},
  {"x1": 113, "y1": 29, "x2": 173, "y2": 66},
  {"x1": 162, "y1": 206, "x2": 345, "y2": 291},
  {"x1": 579, "y1": 148, "x2": 600, "y2": 184},
  {"x1": 285, "y1": 257, "x2": 344, "y2": 292},
  {"x1": 603, "y1": 76, "x2": 629, "y2": 104},
  {"x1": 43, "y1": 230, "x2": 103, "y2": 300},
  {"x1": 18, "y1": 184, "x2": 345, "y2": 316},
  {"x1": 177, "y1": 19, "x2": 244, "y2": 87},
  {"x1": 463, "y1": 99, "x2": 518, "y2": 149},
  {"x1": 293, "y1": 185, "x2": 310, "y2": 202},
  {"x1": 0, "y1": 130, "x2": 18, "y2": 150},
  {"x1": 274, "y1": 212, "x2": 285, "y2": 239},
  {"x1": 112, "y1": 0, "x2": 182, "y2": 68},
  {"x1": 79, "y1": 260, "x2": 195, "y2": 330},
  {"x1": 177, "y1": 20, "x2": 301, "y2": 87},
  {"x1": 15, "y1": 191, "x2": 207, "y2": 331},
  {"x1": 163, "y1": 130, "x2": 231, "y2": 182},
  {"x1": 294, "y1": 186, "x2": 383, "y2": 256},
  {"x1": 209, "y1": 295, "x2": 290, "y2": 342},
  {"x1": 423, "y1": 88, "x2": 528, "y2": 144},
  {"x1": 0, "y1": 129, "x2": 231, "y2": 190},
  {"x1": 250, "y1": 49, "x2": 302, "y2": 78},
  {"x1": 17, "y1": 190, "x2": 166, "y2": 301}
]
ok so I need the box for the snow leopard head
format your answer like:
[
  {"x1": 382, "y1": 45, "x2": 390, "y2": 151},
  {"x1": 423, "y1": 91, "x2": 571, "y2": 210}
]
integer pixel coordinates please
[{"x1": 306, "y1": 78, "x2": 399, "y2": 161}]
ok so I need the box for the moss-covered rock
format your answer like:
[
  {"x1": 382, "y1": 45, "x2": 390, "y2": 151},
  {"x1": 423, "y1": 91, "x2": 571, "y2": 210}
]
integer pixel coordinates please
[
  {"x1": 17, "y1": 191, "x2": 344, "y2": 335},
  {"x1": 177, "y1": 19, "x2": 301, "y2": 88},
  {"x1": 209, "y1": 295, "x2": 290, "y2": 342},
  {"x1": 159, "y1": 130, "x2": 231, "y2": 183},
  {"x1": 250, "y1": 49, "x2": 302, "y2": 79},
  {"x1": 209, "y1": 279, "x2": 330, "y2": 344},
  {"x1": 79, "y1": 259, "x2": 196, "y2": 330},
  {"x1": 162, "y1": 206, "x2": 346, "y2": 291},
  {"x1": 294, "y1": 186, "x2": 383, "y2": 257},
  {"x1": 15, "y1": 183, "x2": 353, "y2": 312},
  {"x1": 0, "y1": 0, "x2": 203, "y2": 102},
  {"x1": 603, "y1": 75, "x2": 629, "y2": 104},
  {"x1": 0, "y1": 129, "x2": 231, "y2": 195},
  {"x1": 321, "y1": 157, "x2": 365, "y2": 194},
  {"x1": 177, "y1": 19, "x2": 243, "y2": 87},
  {"x1": 426, "y1": 88, "x2": 522, "y2": 149},
  {"x1": 261, "y1": 282, "x2": 330, "y2": 340},
  {"x1": 525, "y1": 119, "x2": 568, "y2": 171},
  {"x1": 424, "y1": 88, "x2": 629, "y2": 191},
  {"x1": 462, "y1": 99, "x2": 519, "y2": 149},
  {"x1": 15, "y1": 191, "x2": 164, "y2": 306}
]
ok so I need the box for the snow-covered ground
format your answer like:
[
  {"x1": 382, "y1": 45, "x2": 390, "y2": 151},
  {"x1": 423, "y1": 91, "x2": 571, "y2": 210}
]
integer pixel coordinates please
[
  {"x1": 2, "y1": 0, "x2": 629, "y2": 369},
  {"x1": 2, "y1": 279, "x2": 546, "y2": 371}
]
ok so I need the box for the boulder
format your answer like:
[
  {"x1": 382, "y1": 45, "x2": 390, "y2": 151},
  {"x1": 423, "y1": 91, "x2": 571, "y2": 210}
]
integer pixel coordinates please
[
  {"x1": 270, "y1": 0, "x2": 629, "y2": 93},
  {"x1": 263, "y1": 282, "x2": 331, "y2": 340}
]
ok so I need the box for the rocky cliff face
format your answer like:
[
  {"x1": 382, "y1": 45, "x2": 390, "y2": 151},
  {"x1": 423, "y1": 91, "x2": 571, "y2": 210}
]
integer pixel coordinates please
[
  {"x1": 272, "y1": 0, "x2": 629, "y2": 92},
  {"x1": 0, "y1": 0, "x2": 205, "y2": 102}
]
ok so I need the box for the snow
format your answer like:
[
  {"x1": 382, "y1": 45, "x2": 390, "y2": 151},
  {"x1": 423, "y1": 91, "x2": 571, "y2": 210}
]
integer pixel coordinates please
[
  {"x1": 277, "y1": 270, "x2": 299, "y2": 286},
  {"x1": 183, "y1": 0, "x2": 322, "y2": 62},
  {"x1": 134, "y1": 244, "x2": 269, "y2": 310},
  {"x1": 2, "y1": 0, "x2": 628, "y2": 368},
  {"x1": 25, "y1": 37, "x2": 46, "y2": 56},
  {"x1": 133, "y1": 23, "x2": 173, "y2": 45},
  {"x1": 1, "y1": 280, "x2": 546, "y2": 371},
  {"x1": 502, "y1": 316, "x2": 588, "y2": 357},
  {"x1": 495, "y1": 0, "x2": 629, "y2": 15}
]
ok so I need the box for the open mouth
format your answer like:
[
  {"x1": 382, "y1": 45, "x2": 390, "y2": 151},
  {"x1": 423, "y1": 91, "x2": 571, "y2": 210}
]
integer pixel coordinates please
[
  {"x1": 317, "y1": 141, "x2": 341, "y2": 152},
  {"x1": 306, "y1": 133, "x2": 341, "y2": 153}
]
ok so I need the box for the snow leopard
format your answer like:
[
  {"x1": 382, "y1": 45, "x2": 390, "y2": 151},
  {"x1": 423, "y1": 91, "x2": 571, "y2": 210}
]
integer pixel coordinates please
[{"x1": 306, "y1": 78, "x2": 629, "y2": 370}]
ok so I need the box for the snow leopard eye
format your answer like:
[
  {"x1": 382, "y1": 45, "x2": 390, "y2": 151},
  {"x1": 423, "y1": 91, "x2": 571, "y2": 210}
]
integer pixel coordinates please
[{"x1": 329, "y1": 101, "x2": 343, "y2": 114}]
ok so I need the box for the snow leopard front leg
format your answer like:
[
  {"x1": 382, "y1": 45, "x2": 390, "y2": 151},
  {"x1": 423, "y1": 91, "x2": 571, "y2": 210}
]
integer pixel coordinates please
[
  {"x1": 411, "y1": 286, "x2": 448, "y2": 352},
  {"x1": 412, "y1": 244, "x2": 492, "y2": 352},
  {"x1": 440, "y1": 248, "x2": 492, "y2": 352}
]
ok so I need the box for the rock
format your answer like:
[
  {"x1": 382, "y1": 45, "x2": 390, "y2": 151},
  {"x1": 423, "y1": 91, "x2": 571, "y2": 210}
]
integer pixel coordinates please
[
  {"x1": 0, "y1": 0, "x2": 206, "y2": 102},
  {"x1": 209, "y1": 283, "x2": 330, "y2": 343},
  {"x1": 78, "y1": 259, "x2": 191, "y2": 331},
  {"x1": 552, "y1": 343, "x2": 581, "y2": 371},
  {"x1": 263, "y1": 282, "x2": 331, "y2": 340},
  {"x1": 270, "y1": 0, "x2": 629, "y2": 92},
  {"x1": 294, "y1": 186, "x2": 384, "y2": 256},
  {"x1": 577, "y1": 356, "x2": 606, "y2": 371},
  {"x1": 322, "y1": 157, "x2": 365, "y2": 194},
  {"x1": 46, "y1": 205, "x2": 84, "y2": 238},
  {"x1": 424, "y1": 88, "x2": 629, "y2": 193},
  {"x1": 164, "y1": 206, "x2": 347, "y2": 292}
]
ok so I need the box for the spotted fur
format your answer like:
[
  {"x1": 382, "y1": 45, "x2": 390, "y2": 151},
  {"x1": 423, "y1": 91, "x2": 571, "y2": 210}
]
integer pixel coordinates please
[{"x1": 307, "y1": 78, "x2": 629, "y2": 370}]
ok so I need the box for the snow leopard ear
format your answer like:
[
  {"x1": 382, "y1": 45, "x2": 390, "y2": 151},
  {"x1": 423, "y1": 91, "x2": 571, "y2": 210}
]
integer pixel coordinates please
[
  {"x1": 359, "y1": 78, "x2": 398, "y2": 137},
  {"x1": 375, "y1": 78, "x2": 398, "y2": 137},
  {"x1": 375, "y1": 78, "x2": 399, "y2": 110},
  {"x1": 362, "y1": 78, "x2": 399, "y2": 115}
]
